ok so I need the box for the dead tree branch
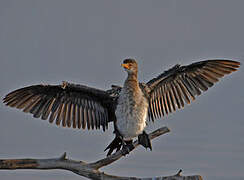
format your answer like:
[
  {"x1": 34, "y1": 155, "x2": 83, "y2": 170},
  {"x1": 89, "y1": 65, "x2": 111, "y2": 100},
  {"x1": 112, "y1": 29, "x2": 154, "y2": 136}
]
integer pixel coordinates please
[{"x1": 0, "y1": 126, "x2": 202, "y2": 180}]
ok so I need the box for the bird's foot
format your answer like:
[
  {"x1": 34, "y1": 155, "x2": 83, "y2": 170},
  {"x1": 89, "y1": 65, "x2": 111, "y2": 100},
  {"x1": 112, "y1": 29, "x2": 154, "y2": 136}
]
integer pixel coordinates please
[
  {"x1": 138, "y1": 131, "x2": 152, "y2": 150},
  {"x1": 121, "y1": 140, "x2": 134, "y2": 156},
  {"x1": 104, "y1": 136, "x2": 122, "y2": 156}
]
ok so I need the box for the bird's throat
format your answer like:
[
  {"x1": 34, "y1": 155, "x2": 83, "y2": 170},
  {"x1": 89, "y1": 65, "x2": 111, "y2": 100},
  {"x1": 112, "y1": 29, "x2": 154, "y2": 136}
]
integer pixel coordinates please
[{"x1": 126, "y1": 73, "x2": 138, "y2": 82}]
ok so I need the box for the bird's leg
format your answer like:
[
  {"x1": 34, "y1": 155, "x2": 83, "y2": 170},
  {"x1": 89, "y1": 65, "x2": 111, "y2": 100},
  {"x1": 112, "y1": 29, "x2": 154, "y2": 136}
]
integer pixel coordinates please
[
  {"x1": 121, "y1": 139, "x2": 134, "y2": 156},
  {"x1": 138, "y1": 131, "x2": 152, "y2": 150},
  {"x1": 111, "y1": 126, "x2": 135, "y2": 156},
  {"x1": 114, "y1": 130, "x2": 134, "y2": 156},
  {"x1": 104, "y1": 135, "x2": 122, "y2": 156},
  {"x1": 104, "y1": 129, "x2": 124, "y2": 156}
]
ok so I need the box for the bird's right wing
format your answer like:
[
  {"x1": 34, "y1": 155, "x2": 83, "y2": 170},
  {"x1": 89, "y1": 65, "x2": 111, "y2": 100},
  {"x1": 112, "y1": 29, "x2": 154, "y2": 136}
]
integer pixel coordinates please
[
  {"x1": 3, "y1": 82, "x2": 115, "y2": 131},
  {"x1": 146, "y1": 60, "x2": 240, "y2": 121}
]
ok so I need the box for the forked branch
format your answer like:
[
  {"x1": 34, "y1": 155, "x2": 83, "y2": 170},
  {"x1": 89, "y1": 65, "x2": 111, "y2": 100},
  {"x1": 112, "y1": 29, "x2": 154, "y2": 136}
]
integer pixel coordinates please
[{"x1": 0, "y1": 126, "x2": 202, "y2": 180}]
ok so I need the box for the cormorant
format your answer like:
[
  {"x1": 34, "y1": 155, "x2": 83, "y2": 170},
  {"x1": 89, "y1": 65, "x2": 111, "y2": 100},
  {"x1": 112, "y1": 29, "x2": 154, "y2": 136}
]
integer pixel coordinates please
[{"x1": 3, "y1": 59, "x2": 240, "y2": 156}]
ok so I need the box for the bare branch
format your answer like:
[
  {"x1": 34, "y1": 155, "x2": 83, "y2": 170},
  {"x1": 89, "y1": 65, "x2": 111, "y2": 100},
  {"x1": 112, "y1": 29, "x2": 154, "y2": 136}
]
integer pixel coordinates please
[
  {"x1": 89, "y1": 126, "x2": 170, "y2": 169},
  {"x1": 0, "y1": 126, "x2": 203, "y2": 180}
]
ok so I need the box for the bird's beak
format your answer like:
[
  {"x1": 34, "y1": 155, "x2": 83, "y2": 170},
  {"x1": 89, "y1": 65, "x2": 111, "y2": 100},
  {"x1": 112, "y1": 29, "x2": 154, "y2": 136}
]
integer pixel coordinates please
[{"x1": 121, "y1": 63, "x2": 129, "y2": 69}]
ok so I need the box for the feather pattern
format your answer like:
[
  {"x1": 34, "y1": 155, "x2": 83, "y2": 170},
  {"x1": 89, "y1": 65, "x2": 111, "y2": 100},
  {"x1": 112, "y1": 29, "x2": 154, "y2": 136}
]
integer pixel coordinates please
[
  {"x1": 3, "y1": 82, "x2": 115, "y2": 131},
  {"x1": 146, "y1": 60, "x2": 240, "y2": 121}
]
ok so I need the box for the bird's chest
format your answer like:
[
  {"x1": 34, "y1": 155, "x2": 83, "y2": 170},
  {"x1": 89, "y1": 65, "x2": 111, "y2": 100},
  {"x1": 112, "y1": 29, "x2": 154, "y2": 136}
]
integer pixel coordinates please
[{"x1": 115, "y1": 87, "x2": 148, "y2": 140}]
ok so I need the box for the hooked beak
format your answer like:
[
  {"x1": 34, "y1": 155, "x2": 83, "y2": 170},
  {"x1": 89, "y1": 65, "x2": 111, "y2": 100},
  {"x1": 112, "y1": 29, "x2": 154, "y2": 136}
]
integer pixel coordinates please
[{"x1": 121, "y1": 63, "x2": 130, "y2": 69}]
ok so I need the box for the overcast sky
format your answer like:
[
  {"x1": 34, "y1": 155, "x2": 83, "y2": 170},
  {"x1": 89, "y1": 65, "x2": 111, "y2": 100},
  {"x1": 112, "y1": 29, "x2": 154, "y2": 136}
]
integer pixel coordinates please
[{"x1": 0, "y1": 1, "x2": 243, "y2": 180}]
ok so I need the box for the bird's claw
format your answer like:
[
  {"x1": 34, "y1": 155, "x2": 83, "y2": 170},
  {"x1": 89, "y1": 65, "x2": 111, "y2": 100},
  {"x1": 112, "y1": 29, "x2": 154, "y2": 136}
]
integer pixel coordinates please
[
  {"x1": 121, "y1": 144, "x2": 134, "y2": 156},
  {"x1": 138, "y1": 131, "x2": 152, "y2": 150}
]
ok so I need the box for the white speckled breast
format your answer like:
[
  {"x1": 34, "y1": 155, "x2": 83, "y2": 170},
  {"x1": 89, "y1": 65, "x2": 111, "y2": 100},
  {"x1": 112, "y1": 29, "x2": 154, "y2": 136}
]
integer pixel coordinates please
[{"x1": 115, "y1": 85, "x2": 148, "y2": 140}]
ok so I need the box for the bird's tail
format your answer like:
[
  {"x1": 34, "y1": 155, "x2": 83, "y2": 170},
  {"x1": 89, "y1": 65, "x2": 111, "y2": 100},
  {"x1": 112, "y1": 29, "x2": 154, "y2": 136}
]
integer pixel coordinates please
[{"x1": 104, "y1": 136, "x2": 122, "y2": 156}]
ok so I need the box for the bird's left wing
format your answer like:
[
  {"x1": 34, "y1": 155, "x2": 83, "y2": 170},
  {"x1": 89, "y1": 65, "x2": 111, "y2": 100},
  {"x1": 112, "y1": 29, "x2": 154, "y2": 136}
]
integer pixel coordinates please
[
  {"x1": 146, "y1": 60, "x2": 240, "y2": 121},
  {"x1": 3, "y1": 82, "x2": 115, "y2": 131}
]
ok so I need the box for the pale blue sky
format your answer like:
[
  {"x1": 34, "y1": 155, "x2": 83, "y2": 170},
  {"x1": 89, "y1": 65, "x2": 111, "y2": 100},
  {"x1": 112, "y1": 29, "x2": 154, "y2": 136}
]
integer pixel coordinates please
[{"x1": 0, "y1": 1, "x2": 243, "y2": 180}]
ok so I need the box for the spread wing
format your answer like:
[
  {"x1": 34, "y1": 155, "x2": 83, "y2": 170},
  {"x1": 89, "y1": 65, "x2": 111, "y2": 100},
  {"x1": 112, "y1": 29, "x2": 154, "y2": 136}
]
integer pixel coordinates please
[
  {"x1": 146, "y1": 60, "x2": 240, "y2": 121},
  {"x1": 3, "y1": 82, "x2": 115, "y2": 131}
]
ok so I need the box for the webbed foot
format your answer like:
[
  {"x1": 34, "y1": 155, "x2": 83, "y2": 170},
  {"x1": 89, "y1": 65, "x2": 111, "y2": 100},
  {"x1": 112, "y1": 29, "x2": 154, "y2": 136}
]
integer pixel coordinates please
[
  {"x1": 121, "y1": 140, "x2": 134, "y2": 156},
  {"x1": 138, "y1": 131, "x2": 152, "y2": 150},
  {"x1": 104, "y1": 136, "x2": 122, "y2": 156}
]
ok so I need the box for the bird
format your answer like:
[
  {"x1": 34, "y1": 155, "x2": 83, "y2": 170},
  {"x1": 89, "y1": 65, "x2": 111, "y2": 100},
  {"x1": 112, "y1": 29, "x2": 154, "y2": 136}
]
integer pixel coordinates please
[{"x1": 3, "y1": 59, "x2": 240, "y2": 156}]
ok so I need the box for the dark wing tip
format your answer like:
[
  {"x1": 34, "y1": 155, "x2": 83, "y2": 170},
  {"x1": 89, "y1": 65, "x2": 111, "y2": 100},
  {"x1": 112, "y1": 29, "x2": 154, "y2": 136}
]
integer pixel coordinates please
[
  {"x1": 204, "y1": 60, "x2": 240, "y2": 76},
  {"x1": 212, "y1": 59, "x2": 240, "y2": 66},
  {"x1": 207, "y1": 59, "x2": 240, "y2": 68}
]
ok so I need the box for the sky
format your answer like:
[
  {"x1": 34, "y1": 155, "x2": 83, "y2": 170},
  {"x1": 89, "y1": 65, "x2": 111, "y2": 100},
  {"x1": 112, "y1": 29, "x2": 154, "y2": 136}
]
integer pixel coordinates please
[{"x1": 0, "y1": 1, "x2": 243, "y2": 180}]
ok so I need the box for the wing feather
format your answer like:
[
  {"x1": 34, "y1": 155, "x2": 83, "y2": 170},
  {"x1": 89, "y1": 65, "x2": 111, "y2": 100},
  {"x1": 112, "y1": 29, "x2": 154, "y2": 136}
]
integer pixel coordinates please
[
  {"x1": 3, "y1": 82, "x2": 115, "y2": 131},
  {"x1": 56, "y1": 103, "x2": 64, "y2": 126},
  {"x1": 146, "y1": 59, "x2": 240, "y2": 121},
  {"x1": 72, "y1": 104, "x2": 77, "y2": 129},
  {"x1": 41, "y1": 98, "x2": 54, "y2": 120},
  {"x1": 168, "y1": 85, "x2": 176, "y2": 111}
]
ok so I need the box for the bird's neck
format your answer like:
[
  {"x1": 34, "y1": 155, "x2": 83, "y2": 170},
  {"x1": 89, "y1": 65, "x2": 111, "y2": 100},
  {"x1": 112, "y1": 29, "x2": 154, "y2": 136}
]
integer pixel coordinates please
[{"x1": 125, "y1": 73, "x2": 138, "y2": 86}]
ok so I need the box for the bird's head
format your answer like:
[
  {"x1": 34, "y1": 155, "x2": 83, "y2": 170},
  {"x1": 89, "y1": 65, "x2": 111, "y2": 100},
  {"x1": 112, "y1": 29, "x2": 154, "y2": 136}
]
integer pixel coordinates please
[{"x1": 121, "y1": 59, "x2": 138, "y2": 74}]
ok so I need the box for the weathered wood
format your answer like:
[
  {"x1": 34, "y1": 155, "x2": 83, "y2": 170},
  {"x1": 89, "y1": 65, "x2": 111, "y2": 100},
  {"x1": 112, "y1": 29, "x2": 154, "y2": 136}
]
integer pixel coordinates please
[{"x1": 0, "y1": 126, "x2": 203, "y2": 180}]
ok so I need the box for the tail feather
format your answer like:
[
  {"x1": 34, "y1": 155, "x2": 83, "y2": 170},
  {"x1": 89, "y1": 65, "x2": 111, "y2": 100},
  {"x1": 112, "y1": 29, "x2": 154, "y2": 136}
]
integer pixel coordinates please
[{"x1": 104, "y1": 136, "x2": 122, "y2": 156}]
